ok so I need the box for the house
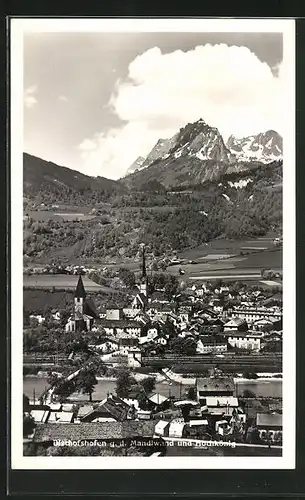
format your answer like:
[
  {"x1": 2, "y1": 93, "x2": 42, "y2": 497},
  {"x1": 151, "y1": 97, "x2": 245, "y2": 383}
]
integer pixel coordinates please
[
  {"x1": 105, "y1": 308, "x2": 123, "y2": 321},
  {"x1": 196, "y1": 335, "x2": 227, "y2": 354},
  {"x1": 224, "y1": 318, "x2": 248, "y2": 332},
  {"x1": 196, "y1": 377, "x2": 235, "y2": 405},
  {"x1": 256, "y1": 413, "x2": 282, "y2": 444},
  {"x1": 252, "y1": 318, "x2": 275, "y2": 332},
  {"x1": 80, "y1": 394, "x2": 130, "y2": 423},
  {"x1": 133, "y1": 311, "x2": 151, "y2": 325},
  {"x1": 117, "y1": 332, "x2": 139, "y2": 352},
  {"x1": 137, "y1": 410, "x2": 152, "y2": 420},
  {"x1": 155, "y1": 335, "x2": 168, "y2": 346},
  {"x1": 168, "y1": 421, "x2": 187, "y2": 438},
  {"x1": 131, "y1": 293, "x2": 148, "y2": 310},
  {"x1": 147, "y1": 327, "x2": 159, "y2": 340},
  {"x1": 99, "y1": 307, "x2": 107, "y2": 319},
  {"x1": 225, "y1": 332, "x2": 261, "y2": 351},
  {"x1": 203, "y1": 397, "x2": 246, "y2": 423},
  {"x1": 231, "y1": 306, "x2": 282, "y2": 324},
  {"x1": 92, "y1": 339, "x2": 119, "y2": 353},
  {"x1": 123, "y1": 307, "x2": 141, "y2": 318},
  {"x1": 29, "y1": 314, "x2": 45, "y2": 325},
  {"x1": 149, "y1": 291, "x2": 169, "y2": 304},
  {"x1": 99, "y1": 320, "x2": 142, "y2": 337},
  {"x1": 127, "y1": 347, "x2": 142, "y2": 368},
  {"x1": 146, "y1": 303, "x2": 175, "y2": 321},
  {"x1": 154, "y1": 420, "x2": 170, "y2": 437},
  {"x1": 51, "y1": 311, "x2": 61, "y2": 321}
]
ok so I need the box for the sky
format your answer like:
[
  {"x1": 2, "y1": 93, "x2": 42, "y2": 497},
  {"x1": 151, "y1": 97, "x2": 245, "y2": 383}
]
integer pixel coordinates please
[{"x1": 23, "y1": 31, "x2": 283, "y2": 180}]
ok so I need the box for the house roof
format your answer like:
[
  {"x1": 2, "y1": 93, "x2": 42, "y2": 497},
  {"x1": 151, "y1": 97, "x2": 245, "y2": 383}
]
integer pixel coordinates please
[
  {"x1": 150, "y1": 292, "x2": 169, "y2": 302},
  {"x1": 224, "y1": 318, "x2": 247, "y2": 327},
  {"x1": 82, "y1": 395, "x2": 130, "y2": 422},
  {"x1": 48, "y1": 411, "x2": 74, "y2": 423},
  {"x1": 134, "y1": 293, "x2": 148, "y2": 306},
  {"x1": 198, "y1": 335, "x2": 226, "y2": 345},
  {"x1": 224, "y1": 331, "x2": 261, "y2": 338},
  {"x1": 99, "y1": 319, "x2": 142, "y2": 329},
  {"x1": 188, "y1": 419, "x2": 209, "y2": 426},
  {"x1": 197, "y1": 377, "x2": 235, "y2": 393},
  {"x1": 30, "y1": 410, "x2": 49, "y2": 423},
  {"x1": 33, "y1": 421, "x2": 156, "y2": 443},
  {"x1": 77, "y1": 405, "x2": 94, "y2": 418},
  {"x1": 148, "y1": 303, "x2": 174, "y2": 312},
  {"x1": 148, "y1": 393, "x2": 169, "y2": 405},
  {"x1": 84, "y1": 297, "x2": 99, "y2": 319},
  {"x1": 256, "y1": 413, "x2": 282, "y2": 428}
]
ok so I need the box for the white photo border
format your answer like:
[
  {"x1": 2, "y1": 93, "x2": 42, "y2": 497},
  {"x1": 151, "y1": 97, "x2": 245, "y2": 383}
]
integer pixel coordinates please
[{"x1": 10, "y1": 17, "x2": 296, "y2": 470}]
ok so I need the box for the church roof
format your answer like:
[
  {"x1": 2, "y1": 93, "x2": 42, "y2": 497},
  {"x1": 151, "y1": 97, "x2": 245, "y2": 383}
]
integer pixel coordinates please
[
  {"x1": 84, "y1": 297, "x2": 99, "y2": 319},
  {"x1": 75, "y1": 274, "x2": 86, "y2": 298}
]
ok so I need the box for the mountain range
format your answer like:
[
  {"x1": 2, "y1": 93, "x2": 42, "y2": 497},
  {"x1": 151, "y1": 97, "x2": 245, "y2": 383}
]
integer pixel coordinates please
[
  {"x1": 23, "y1": 118, "x2": 282, "y2": 205},
  {"x1": 23, "y1": 153, "x2": 126, "y2": 204},
  {"x1": 123, "y1": 119, "x2": 282, "y2": 189}
]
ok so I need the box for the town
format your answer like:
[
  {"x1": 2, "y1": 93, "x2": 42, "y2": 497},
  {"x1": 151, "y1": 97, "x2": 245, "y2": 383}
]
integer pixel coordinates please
[{"x1": 23, "y1": 246, "x2": 283, "y2": 457}]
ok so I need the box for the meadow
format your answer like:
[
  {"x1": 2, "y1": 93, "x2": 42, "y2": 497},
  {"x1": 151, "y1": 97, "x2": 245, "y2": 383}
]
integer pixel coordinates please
[{"x1": 23, "y1": 274, "x2": 110, "y2": 291}]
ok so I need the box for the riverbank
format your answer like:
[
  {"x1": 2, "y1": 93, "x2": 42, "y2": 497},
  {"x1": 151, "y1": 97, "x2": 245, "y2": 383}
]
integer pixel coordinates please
[
  {"x1": 24, "y1": 371, "x2": 166, "y2": 383},
  {"x1": 234, "y1": 377, "x2": 283, "y2": 383}
]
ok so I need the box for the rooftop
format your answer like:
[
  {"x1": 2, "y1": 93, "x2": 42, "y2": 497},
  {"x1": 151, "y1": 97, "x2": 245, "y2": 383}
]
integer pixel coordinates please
[
  {"x1": 33, "y1": 421, "x2": 156, "y2": 442},
  {"x1": 197, "y1": 377, "x2": 235, "y2": 393},
  {"x1": 256, "y1": 413, "x2": 282, "y2": 428}
]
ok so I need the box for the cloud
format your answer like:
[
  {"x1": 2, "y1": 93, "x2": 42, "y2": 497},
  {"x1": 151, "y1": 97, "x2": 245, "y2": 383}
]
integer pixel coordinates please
[
  {"x1": 78, "y1": 44, "x2": 284, "y2": 179},
  {"x1": 59, "y1": 95, "x2": 68, "y2": 102},
  {"x1": 24, "y1": 85, "x2": 38, "y2": 108}
]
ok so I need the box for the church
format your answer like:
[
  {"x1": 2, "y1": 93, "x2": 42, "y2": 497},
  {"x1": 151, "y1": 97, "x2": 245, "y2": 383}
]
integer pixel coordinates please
[
  {"x1": 65, "y1": 274, "x2": 99, "y2": 333},
  {"x1": 65, "y1": 246, "x2": 149, "y2": 334}
]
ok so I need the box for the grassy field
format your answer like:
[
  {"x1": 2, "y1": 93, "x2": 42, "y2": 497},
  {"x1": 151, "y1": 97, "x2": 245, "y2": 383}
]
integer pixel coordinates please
[
  {"x1": 24, "y1": 210, "x2": 96, "y2": 221},
  {"x1": 167, "y1": 249, "x2": 282, "y2": 280},
  {"x1": 179, "y1": 233, "x2": 278, "y2": 260},
  {"x1": 23, "y1": 274, "x2": 112, "y2": 292}
]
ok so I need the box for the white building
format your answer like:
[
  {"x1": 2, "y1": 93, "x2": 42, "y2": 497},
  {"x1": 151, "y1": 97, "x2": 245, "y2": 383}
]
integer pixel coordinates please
[{"x1": 226, "y1": 332, "x2": 261, "y2": 351}]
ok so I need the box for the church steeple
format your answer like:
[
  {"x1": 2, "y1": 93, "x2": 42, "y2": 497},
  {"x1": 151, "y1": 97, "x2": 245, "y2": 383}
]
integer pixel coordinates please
[
  {"x1": 75, "y1": 274, "x2": 86, "y2": 299},
  {"x1": 139, "y1": 244, "x2": 148, "y2": 298},
  {"x1": 141, "y1": 244, "x2": 147, "y2": 280},
  {"x1": 74, "y1": 274, "x2": 86, "y2": 331}
]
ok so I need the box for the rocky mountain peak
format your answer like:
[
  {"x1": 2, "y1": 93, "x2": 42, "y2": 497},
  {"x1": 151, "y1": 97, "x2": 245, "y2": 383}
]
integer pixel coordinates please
[{"x1": 226, "y1": 130, "x2": 282, "y2": 163}]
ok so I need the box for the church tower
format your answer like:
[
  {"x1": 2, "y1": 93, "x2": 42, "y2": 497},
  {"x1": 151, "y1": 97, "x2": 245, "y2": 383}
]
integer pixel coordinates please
[
  {"x1": 139, "y1": 244, "x2": 148, "y2": 297},
  {"x1": 74, "y1": 274, "x2": 86, "y2": 331}
]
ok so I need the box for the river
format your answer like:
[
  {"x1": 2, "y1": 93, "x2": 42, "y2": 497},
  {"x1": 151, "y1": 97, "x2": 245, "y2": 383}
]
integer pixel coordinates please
[{"x1": 23, "y1": 376, "x2": 282, "y2": 402}]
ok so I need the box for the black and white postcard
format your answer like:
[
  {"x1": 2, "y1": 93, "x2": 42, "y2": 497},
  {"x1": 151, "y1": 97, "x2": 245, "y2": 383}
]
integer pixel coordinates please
[{"x1": 10, "y1": 18, "x2": 295, "y2": 469}]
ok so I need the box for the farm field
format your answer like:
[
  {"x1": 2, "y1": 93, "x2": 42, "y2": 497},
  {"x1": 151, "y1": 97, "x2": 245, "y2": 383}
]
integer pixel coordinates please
[
  {"x1": 23, "y1": 210, "x2": 96, "y2": 222},
  {"x1": 23, "y1": 274, "x2": 112, "y2": 292},
  {"x1": 168, "y1": 248, "x2": 282, "y2": 280},
  {"x1": 179, "y1": 233, "x2": 278, "y2": 261}
]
